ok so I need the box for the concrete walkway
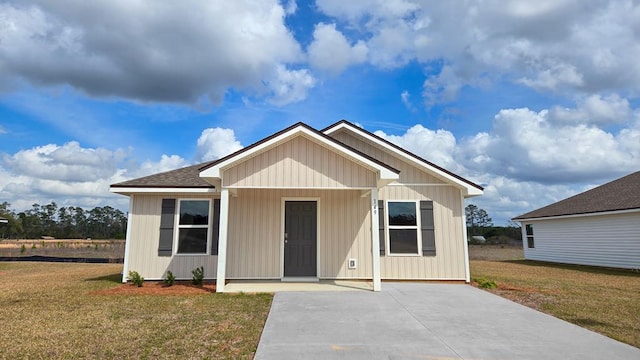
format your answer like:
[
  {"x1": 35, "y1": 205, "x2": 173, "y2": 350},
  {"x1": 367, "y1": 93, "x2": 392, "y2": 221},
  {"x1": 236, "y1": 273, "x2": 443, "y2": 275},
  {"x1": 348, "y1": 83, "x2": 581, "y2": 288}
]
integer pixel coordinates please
[{"x1": 255, "y1": 283, "x2": 640, "y2": 360}]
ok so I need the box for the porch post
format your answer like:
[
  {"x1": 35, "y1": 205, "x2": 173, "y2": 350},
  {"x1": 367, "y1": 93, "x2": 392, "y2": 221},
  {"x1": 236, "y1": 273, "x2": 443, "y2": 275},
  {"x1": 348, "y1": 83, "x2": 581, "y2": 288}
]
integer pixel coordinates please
[
  {"x1": 370, "y1": 190, "x2": 382, "y2": 291},
  {"x1": 121, "y1": 195, "x2": 134, "y2": 283},
  {"x1": 461, "y1": 192, "x2": 471, "y2": 283},
  {"x1": 216, "y1": 188, "x2": 230, "y2": 292}
]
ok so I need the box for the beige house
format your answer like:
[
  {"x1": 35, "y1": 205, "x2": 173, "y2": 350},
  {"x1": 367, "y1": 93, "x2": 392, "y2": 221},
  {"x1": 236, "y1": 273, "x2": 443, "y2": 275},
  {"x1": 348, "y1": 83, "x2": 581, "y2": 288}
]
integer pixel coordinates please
[{"x1": 110, "y1": 121, "x2": 483, "y2": 292}]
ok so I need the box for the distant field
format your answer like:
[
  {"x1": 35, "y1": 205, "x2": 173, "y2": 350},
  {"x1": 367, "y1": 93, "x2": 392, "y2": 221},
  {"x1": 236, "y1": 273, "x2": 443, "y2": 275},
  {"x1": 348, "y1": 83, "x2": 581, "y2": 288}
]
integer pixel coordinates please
[
  {"x1": 0, "y1": 262, "x2": 272, "y2": 359},
  {"x1": 470, "y1": 245, "x2": 640, "y2": 349},
  {"x1": 468, "y1": 244, "x2": 524, "y2": 261},
  {"x1": 0, "y1": 239, "x2": 125, "y2": 258}
]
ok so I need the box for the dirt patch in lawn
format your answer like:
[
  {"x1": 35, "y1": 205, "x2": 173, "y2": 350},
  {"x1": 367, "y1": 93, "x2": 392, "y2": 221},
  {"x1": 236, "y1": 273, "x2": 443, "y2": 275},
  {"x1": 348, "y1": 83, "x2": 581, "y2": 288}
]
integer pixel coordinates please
[{"x1": 92, "y1": 281, "x2": 216, "y2": 295}]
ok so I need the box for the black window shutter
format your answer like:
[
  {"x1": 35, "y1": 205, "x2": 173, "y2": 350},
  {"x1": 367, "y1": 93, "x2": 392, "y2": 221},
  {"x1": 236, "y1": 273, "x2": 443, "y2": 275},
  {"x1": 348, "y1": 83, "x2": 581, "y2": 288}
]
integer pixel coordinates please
[
  {"x1": 158, "y1": 199, "x2": 176, "y2": 257},
  {"x1": 378, "y1": 200, "x2": 385, "y2": 255},
  {"x1": 211, "y1": 198, "x2": 221, "y2": 255},
  {"x1": 420, "y1": 200, "x2": 436, "y2": 256}
]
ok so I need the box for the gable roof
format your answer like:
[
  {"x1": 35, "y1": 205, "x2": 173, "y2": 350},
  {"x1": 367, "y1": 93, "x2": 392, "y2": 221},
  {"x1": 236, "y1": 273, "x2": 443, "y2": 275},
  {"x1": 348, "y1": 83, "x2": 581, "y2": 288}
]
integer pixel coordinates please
[
  {"x1": 322, "y1": 120, "x2": 483, "y2": 197},
  {"x1": 513, "y1": 171, "x2": 640, "y2": 220},
  {"x1": 111, "y1": 122, "x2": 403, "y2": 194},
  {"x1": 111, "y1": 163, "x2": 215, "y2": 189},
  {"x1": 200, "y1": 122, "x2": 400, "y2": 183}
]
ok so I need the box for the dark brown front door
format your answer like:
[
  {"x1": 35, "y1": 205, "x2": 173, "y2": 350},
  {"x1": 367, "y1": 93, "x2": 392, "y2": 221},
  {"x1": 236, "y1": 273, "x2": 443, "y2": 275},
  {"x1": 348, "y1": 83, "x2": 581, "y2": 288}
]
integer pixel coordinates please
[{"x1": 284, "y1": 201, "x2": 317, "y2": 277}]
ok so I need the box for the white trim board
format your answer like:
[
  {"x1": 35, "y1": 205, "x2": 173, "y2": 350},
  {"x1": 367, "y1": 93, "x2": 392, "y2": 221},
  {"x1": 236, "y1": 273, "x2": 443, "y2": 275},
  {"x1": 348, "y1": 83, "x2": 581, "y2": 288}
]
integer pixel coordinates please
[
  {"x1": 110, "y1": 187, "x2": 217, "y2": 195},
  {"x1": 515, "y1": 208, "x2": 640, "y2": 222}
]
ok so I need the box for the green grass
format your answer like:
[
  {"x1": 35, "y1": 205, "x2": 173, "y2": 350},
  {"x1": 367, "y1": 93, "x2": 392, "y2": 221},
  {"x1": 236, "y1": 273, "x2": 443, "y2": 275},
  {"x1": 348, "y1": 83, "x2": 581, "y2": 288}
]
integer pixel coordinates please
[
  {"x1": 470, "y1": 257, "x2": 640, "y2": 348},
  {"x1": 0, "y1": 262, "x2": 272, "y2": 359}
]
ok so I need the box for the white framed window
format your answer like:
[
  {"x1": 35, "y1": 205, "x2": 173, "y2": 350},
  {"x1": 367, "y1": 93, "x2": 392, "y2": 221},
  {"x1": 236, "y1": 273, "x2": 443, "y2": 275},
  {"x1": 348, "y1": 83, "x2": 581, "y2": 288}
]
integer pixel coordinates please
[
  {"x1": 175, "y1": 199, "x2": 211, "y2": 255},
  {"x1": 386, "y1": 201, "x2": 421, "y2": 255},
  {"x1": 525, "y1": 224, "x2": 535, "y2": 248}
]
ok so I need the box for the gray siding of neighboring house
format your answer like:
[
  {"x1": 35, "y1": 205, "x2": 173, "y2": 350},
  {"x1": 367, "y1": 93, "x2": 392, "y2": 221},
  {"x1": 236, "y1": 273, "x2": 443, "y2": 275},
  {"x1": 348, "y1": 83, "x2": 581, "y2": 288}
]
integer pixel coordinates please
[{"x1": 522, "y1": 211, "x2": 640, "y2": 269}]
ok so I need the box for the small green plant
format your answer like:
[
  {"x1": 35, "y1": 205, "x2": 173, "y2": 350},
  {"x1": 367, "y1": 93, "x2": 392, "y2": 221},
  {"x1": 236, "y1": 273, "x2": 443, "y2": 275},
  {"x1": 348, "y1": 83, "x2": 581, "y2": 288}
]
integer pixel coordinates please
[
  {"x1": 127, "y1": 271, "x2": 144, "y2": 287},
  {"x1": 41, "y1": 240, "x2": 46, "y2": 248},
  {"x1": 20, "y1": 244, "x2": 26, "y2": 254},
  {"x1": 164, "y1": 271, "x2": 176, "y2": 286},
  {"x1": 191, "y1": 266, "x2": 204, "y2": 286},
  {"x1": 94, "y1": 243, "x2": 99, "y2": 251},
  {"x1": 473, "y1": 277, "x2": 497, "y2": 289},
  {"x1": 31, "y1": 243, "x2": 37, "y2": 249}
]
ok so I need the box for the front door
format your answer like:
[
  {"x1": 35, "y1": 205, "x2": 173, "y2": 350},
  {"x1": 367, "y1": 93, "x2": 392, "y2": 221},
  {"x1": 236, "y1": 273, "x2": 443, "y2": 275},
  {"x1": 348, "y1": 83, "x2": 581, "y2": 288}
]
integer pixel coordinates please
[{"x1": 284, "y1": 201, "x2": 317, "y2": 277}]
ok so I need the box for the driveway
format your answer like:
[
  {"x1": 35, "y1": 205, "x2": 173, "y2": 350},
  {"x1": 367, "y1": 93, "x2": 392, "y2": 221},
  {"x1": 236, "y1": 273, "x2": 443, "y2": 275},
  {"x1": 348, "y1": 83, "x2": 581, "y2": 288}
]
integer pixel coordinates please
[{"x1": 255, "y1": 283, "x2": 639, "y2": 359}]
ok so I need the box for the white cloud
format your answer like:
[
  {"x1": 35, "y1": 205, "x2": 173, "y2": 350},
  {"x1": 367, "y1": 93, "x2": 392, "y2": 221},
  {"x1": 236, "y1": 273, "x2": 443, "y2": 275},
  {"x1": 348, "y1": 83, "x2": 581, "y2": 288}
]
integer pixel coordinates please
[
  {"x1": 460, "y1": 107, "x2": 640, "y2": 184},
  {"x1": 316, "y1": 0, "x2": 640, "y2": 104},
  {"x1": 0, "y1": 141, "x2": 191, "y2": 212},
  {"x1": 373, "y1": 125, "x2": 461, "y2": 172},
  {"x1": 1, "y1": 142, "x2": 127, "y2": 182},
  {"x1": 369, "y1": 97, "x2": 639, "y2": 223},
  {"x1": 283, "y1": 0, "x2": 297, "y2": 15},
  {"x1": 134, "y1": 155, "x2": 189, "y2": 178},
  {"x1": 549, "y1": 94, "x2": 631, "y2": 125},
  {"x1": 265, "y1": 65, "x2": 317, "y2": 106},
  {"x1": 196, "y1": 127, "x2": 244, "y2": 162},
  {"x1": 0, "y1": 0, "x2": 309, "y2": 105},
  {"x1": 0, "y1": 125, "x2": 6, "y2": 134},
  {"x1": 400, "y1": 90, "x2": 415, "y2": 111},
  {"x1": 307, "y1": 23, "x2": 368, "y2": 74}
]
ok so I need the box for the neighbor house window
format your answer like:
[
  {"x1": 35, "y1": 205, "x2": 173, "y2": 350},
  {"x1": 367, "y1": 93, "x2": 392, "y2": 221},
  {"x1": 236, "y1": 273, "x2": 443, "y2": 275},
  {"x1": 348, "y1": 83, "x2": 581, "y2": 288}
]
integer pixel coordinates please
[
  {"x1": 176, "y1": 199, "x2": 211, "y2": 254},
  {"x1": 387, "y1": 201, "x2": 420, "y2": 254},
  {"x1": 525, "y1": 224, "x2": 535, "y2": 248}
]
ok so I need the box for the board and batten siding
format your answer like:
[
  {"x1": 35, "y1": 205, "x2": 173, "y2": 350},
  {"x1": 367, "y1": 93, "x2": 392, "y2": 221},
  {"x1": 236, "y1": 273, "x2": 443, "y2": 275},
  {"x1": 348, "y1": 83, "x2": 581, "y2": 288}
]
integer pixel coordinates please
[
  {"x1": 329, "y1": 129, "x2": 467, "y2": 280},
  {"x1": 223, "y1": 135, "x2": 377, "y2": 189},
  {"x1": 226, "y1": 188, "x2": 372, "y2": 279},
  {"x1": 330, "y1": 130, "x2": 445, "y2": 185},
  {"x1": 523, "y1": 212, "x2": 640, "y2": 269},
  {"x1": 378, "y1": 185, "x2": 466, "y2": 280},
  {"x1": 126, "y1": 194, "x2": 218, "y2": 280}
]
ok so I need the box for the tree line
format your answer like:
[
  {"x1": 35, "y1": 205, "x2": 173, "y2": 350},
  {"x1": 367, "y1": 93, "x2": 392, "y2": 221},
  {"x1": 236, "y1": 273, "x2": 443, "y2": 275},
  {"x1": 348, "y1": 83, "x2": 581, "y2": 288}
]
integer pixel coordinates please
[
  {"x1": 465, "y1": 204, "x2": 522, "y2": 244},
  {"x1": 0, "y1": 202, "x2": 127, "y2": 240}
]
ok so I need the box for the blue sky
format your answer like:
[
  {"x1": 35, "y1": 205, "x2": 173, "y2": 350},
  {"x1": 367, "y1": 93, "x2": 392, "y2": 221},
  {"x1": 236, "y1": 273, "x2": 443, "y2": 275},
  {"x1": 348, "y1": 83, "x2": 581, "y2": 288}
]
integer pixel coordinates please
[{"x1": 1, "y1": 0, "x2": 639, "y2": 224}]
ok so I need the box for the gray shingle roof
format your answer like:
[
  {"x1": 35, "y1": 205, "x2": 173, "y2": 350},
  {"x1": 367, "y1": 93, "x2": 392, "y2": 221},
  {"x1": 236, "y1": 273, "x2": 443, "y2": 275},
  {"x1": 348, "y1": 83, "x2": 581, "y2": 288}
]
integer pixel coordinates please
[
  {"x1": 513, "y1": 171, "x2": 640, "y2": 220},
  {"x1": 111, "y1": 162, "x2": 215, "y2": 188}
]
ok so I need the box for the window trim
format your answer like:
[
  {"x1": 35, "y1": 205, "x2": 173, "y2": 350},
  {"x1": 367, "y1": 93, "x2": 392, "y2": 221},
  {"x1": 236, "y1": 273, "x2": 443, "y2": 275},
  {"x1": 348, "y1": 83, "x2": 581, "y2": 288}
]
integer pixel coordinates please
[
  {"x1": 174, "y1": 198, "x2": 212, "y2": 256},
  {"x1": 385, "y1": 200, "x2": 422, "y2": 256},
  {"x1": 525, "y1": 224, "x2": 535, "y2": 249}
]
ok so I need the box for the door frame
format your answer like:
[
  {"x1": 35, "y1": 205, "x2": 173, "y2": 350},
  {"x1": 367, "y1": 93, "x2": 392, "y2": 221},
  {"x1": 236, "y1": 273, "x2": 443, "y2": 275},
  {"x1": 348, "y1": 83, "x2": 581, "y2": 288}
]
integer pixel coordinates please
[{"x1": 280, "y1": 197, "x2": 320, "y2": 279}]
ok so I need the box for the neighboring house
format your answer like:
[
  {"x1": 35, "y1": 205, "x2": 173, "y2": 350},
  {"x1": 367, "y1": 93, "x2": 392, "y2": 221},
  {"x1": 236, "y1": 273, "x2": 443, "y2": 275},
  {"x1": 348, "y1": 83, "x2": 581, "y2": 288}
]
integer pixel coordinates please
[
  {"x1": 513, "y1": 171, "x2": 640, "y2": 269},
  {"x1": 110, "y1": 121, "x2": 483, "y2": 292}
]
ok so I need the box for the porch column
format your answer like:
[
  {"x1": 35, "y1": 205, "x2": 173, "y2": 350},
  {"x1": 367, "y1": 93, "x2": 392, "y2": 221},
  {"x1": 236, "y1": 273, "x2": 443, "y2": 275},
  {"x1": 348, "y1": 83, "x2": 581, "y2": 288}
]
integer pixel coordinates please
[
  {"x1": 461, "y1": 192, "x2": 471, "y2": 283},
  {"x1": 216, "y1": 188, "x2": 230, "y2": 292},
  {"x1": 370, "y1": 191, "x2": 382, "y2": 291},
  {"x1": 121, "y1": 195, "x2": 134, "y2": 283}
]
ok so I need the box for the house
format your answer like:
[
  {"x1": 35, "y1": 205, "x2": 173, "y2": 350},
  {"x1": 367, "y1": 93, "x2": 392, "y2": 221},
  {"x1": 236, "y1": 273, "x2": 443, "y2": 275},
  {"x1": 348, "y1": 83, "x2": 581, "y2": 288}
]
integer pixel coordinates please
[
  {"x1": 110, "y1": 121, "x2": 483, "y2": 292},
  {"x1": 513, "y1": 171, "x2": 640, "y2": 269}
]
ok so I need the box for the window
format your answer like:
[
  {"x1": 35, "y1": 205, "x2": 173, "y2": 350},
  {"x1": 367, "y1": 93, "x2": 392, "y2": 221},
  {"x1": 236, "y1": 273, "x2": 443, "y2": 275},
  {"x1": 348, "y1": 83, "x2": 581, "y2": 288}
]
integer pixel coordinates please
[
  {"x1": 387, "y1": 201, "x2": 420, "y2": 254},
  {"x1": 176, "y1": 199, "x2": 211, "y2": 254},
  {"x1": 525, "y1": 224, "x2": 535, "y2": 248}
]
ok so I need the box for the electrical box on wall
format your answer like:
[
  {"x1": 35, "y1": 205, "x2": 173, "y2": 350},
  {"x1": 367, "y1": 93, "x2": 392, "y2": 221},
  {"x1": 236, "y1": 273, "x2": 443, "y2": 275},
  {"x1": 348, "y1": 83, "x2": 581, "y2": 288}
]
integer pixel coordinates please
[{"x1": 348, "y1": 258, "x2": 357, "y2": 269}]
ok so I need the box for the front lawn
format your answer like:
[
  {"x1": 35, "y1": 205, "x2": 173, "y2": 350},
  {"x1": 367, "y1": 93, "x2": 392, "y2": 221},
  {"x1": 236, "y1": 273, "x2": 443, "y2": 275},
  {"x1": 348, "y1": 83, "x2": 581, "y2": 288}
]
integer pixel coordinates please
[{"x1": 0, "y1": 262, "x2": 272, "y2": 359}]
